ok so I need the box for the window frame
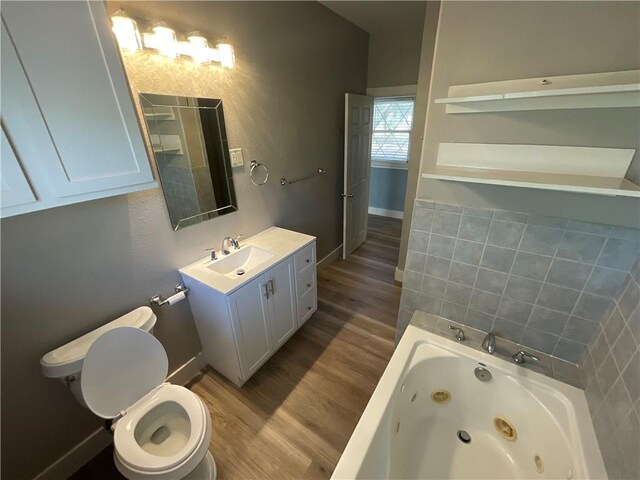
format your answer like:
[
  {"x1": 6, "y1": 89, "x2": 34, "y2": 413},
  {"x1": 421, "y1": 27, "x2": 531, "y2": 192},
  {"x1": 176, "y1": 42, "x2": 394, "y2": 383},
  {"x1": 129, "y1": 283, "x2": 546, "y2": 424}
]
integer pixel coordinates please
[{"x1": 371, "y1": 95, "x2": 415, "y2": 170}]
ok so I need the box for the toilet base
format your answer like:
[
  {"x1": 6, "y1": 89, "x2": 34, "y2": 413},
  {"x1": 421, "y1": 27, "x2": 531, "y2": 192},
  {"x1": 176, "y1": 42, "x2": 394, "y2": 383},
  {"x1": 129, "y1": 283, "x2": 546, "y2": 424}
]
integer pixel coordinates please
[{"x1": 183, "y1": 451, "x2": 216, "y2": 480}]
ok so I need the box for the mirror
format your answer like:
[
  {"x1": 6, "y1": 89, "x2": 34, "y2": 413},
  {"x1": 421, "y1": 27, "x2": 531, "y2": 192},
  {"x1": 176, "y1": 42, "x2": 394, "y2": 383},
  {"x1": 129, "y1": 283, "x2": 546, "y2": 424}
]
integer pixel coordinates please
[{"x1": 139, "y1": 93, "x2": 237, "y2": 230}]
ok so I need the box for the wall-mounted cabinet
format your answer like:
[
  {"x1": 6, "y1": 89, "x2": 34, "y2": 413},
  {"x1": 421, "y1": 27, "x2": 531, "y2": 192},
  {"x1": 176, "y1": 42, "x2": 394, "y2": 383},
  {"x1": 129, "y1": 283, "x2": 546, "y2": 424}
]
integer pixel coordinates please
[
  {"x1": 0, "y1": 1, "x2": 156, "y2": 219},
  {"x1": 423, "y1": 143, "x2": 640, "y2": 197},
  {"x1": 434, "y1": 70, "x2": 640, "y2": 114}
]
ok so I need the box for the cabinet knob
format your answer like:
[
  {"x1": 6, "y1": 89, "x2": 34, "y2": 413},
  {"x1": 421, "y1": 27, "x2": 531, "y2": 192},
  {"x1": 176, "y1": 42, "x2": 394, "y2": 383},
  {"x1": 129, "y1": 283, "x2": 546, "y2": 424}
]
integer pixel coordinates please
[
  {"x1": 305, "y1": 259, "x2": 310, "y2": 264},
  {"x1": 307, "y1": 306, "x2": 312, "y2": 310},
  {"x1": 306, "y1": 283, "x2": 311, "y2": 288}
]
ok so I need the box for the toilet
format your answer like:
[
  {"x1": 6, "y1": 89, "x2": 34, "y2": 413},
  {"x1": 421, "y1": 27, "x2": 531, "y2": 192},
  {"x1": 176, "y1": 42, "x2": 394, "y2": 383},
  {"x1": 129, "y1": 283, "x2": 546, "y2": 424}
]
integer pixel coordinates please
[{"x1": 41, "y1": 307, "x2": 216, "y2": 480}]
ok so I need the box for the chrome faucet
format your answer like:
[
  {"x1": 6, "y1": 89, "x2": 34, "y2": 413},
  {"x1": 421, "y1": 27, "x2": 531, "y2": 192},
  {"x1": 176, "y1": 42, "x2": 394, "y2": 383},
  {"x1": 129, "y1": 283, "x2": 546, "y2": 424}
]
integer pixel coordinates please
[
  {"x1": 448, "y1": 325, "x2": 465, "y2": 342},
  {"x1": 512, "y1": 350, "x2": 539, "y2": 365},
  {"x1": 482, "y1": 333, "x2": 496, "y2": 354},
  {"x1": 221, "y1": 234, "x2": 242, "y2": 255}
]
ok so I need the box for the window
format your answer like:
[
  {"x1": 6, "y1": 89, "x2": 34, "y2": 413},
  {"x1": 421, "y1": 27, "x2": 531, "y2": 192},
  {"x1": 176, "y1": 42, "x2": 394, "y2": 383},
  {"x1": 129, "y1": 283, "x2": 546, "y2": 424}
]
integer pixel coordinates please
[{"x1": 371, "y1": 96, "x2": 414, "y2": 168}]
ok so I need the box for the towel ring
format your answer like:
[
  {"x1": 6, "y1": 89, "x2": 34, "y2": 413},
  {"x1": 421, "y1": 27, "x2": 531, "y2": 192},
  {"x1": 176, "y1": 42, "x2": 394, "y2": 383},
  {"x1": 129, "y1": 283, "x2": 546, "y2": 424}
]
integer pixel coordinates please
[{"x1": 250, "y1": 160, "x2": 269, "y2": 186}]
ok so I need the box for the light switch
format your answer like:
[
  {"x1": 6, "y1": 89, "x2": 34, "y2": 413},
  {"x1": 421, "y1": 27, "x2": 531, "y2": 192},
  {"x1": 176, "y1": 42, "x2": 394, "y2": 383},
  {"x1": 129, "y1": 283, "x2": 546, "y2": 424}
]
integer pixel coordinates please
[{"x1": 229, "y1": 148, "x2": 244, "y2": 167}]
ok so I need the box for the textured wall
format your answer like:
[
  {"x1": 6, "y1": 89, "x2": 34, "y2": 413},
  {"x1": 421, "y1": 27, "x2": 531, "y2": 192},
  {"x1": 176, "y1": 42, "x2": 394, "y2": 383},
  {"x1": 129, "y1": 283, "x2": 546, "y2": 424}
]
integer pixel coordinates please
[
  {"x1": 579, "y1": 261, "x2": 640, "y2": 479},
  {"x1": 369, "y1": 168, "x2": 407, "y2": 212},
  {"x1": 397, "y1": 200, "x2": 640, "y2": 365},
  {"x1": 0, "y1": 2, "x2": 368, "y2": 478}
]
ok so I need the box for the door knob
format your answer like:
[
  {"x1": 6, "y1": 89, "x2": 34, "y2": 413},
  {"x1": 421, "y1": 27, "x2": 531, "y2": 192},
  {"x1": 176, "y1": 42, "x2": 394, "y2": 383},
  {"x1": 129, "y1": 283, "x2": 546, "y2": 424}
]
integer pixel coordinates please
[{"x1": 341, "y1": 193, "x2": 354, "y2": 198}]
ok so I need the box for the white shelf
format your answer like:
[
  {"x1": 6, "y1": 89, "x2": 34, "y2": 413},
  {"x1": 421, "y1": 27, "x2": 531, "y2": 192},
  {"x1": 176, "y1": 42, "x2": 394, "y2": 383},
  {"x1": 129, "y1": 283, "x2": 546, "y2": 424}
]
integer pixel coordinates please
[
  {"x1": 434, "y1": 70, "x2": 640, "y2": 113},
  {"x1": 143, "y1": 106, "x2": 176, "y2": 121},
  {"x1": 423, "y1": 167, "x2": 640, "y2": 197},
  {"x1": 425, "y1": 143, "x2": 639, "y2": 197},
  {"x1": 150, "y1": 134, "x2": 183, "y2": 155}
]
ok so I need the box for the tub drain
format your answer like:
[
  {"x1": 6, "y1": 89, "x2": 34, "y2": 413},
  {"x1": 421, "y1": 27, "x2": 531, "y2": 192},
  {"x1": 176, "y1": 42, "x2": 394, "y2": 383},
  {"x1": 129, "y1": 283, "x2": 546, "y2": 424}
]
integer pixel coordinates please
[
  {"x1": 431, "y1": 389, "x2": 451, "y2": 404},
  {"x1": 494, "y1": 416, "x2": 517, "y2": 441},
  {"x1": 457, "y1": 430, "x2": 471, "y2": 444}
]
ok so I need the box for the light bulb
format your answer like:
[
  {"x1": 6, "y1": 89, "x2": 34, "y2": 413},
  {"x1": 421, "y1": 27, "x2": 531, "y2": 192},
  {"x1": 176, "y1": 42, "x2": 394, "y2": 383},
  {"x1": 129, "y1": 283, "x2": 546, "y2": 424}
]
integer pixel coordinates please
[
  {"x1": 144, "y1": 23, "x2": 178, "y2": 58},
  {"x1": 187, "y1": 33, "x2": 211, "y2": 64},
  {"x1": 111, "y1": 10, "x2": 142, "y2": 52},
  {"x1": 217, "y1": 43, "x2": 235, "y2": 69}
]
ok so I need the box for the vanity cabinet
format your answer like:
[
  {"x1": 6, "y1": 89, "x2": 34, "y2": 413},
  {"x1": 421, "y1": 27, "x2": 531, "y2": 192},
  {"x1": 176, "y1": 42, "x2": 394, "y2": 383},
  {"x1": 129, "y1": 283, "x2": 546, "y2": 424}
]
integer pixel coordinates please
[
  {"x1": 0, "y1": 1, "x2": 155, "y2": 219},
  {"x1": 182, "y1": 239, "x2": 317, "y2": 386}
]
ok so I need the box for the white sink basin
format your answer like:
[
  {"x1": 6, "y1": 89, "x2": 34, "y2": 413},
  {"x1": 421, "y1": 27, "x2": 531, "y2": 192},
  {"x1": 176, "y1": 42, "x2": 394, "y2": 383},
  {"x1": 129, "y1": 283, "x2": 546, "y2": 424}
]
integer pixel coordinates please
[
  {"x1": 180, "y1": 227, "x2": 316, "y2": 295},
  {"x1": 207, "y1": 245, "x2": 275, "y2": 279}
]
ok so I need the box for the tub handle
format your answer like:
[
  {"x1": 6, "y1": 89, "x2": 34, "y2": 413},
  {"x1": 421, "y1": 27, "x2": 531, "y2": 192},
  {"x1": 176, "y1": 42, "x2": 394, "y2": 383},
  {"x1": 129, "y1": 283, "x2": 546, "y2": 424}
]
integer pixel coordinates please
[
  {"x1": 512, "y1": 350, "x2": 539, "y2": 364},
  {"x1": 448, "y1": 325, "x2": 465, "y2": 342}
]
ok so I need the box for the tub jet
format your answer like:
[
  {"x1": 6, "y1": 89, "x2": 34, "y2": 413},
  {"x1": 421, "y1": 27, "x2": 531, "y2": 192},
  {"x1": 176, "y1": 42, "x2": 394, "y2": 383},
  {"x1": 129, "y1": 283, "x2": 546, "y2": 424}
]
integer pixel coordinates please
[{"x1": 457, "y1": 430, "x2": 471, "y2": 444}]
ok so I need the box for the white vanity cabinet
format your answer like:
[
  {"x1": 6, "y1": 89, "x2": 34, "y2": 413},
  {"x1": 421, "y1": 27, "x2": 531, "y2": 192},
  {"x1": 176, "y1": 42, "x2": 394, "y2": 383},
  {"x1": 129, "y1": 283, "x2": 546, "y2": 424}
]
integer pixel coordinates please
[
  {"x1": 181, "y1": 233, "x2": 317, "y2": 386},
  {"x1": 0, "y1": 1, "x2": 155, "y2": 219}
]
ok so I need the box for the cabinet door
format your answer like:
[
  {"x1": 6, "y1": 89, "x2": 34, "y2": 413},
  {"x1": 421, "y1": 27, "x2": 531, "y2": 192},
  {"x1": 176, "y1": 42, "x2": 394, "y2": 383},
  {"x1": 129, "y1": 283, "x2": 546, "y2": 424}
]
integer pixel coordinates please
[
  {"x1": 266, "y1": 258, "x2": 297, "y2": 348},
  {"x1": 228, "y1": 275, "x2": 272, "y2": 379},
  {"x1": 0, "y1": 127, "x2": 37, "y2": 209},
  {"x1": 1, "y1": 1, "x2": 154, "y2": 200}
]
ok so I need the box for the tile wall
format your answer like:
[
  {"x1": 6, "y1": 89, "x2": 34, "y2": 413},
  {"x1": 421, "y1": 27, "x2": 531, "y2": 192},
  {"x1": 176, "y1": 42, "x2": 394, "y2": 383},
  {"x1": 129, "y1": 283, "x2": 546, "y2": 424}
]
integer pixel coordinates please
[
  {"x1": 398, "y1": 200, "x2": 640, "y2": 364},
  {"x1": 579, "y1": 260, "x2": 640, "y2": 479}
]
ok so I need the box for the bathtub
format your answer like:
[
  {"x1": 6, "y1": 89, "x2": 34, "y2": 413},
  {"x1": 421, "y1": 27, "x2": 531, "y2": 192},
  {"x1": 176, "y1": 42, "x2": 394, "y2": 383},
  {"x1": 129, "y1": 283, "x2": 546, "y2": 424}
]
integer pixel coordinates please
[{"x1": 332, "y1": 314, "x2": 607, "y2": 480}]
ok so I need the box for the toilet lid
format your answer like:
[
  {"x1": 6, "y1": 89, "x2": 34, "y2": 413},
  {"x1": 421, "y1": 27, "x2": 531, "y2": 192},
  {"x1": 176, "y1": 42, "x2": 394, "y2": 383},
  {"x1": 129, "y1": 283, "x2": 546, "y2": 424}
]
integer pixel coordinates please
[{"x1": 81, "y1": 326, "x2": 168, "y2": 419}]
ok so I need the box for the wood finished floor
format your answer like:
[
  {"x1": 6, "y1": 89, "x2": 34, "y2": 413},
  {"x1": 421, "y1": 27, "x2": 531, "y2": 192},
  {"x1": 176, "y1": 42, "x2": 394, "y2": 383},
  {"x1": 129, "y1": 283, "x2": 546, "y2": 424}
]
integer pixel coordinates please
[{"x1": 70, "y1": 215, "x2": 402, "y2": 480}]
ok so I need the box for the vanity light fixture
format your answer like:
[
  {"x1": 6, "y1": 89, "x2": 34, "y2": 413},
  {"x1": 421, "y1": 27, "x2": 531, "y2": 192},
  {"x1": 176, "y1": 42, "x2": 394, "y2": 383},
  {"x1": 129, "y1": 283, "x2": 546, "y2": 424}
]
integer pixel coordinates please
[
  {"x1": 110, "y1": 12, "x2": 235, "y2": 68},
  {"x1": 110, "y1": 9, "x2": 142, "y2": 52}
]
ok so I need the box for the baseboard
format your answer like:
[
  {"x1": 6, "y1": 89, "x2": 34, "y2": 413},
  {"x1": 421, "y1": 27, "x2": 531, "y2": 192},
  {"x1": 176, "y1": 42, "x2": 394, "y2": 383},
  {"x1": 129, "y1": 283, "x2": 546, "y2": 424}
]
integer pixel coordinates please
[
  {"x1": 317, "y1": 244, "x2": 342, "y2": 271},
  {"x1": 368, "y1": 207, "x2": 404, "y2": 219},
  {"x1": 167, "y1": 352, "x2": 207, "y2": 385},
  {"x1": 395, "y1": 267, "x2": 404, "y2": 283},
  {"x1": 33, "y1": 353, "x2": 207, "y2": 480}
]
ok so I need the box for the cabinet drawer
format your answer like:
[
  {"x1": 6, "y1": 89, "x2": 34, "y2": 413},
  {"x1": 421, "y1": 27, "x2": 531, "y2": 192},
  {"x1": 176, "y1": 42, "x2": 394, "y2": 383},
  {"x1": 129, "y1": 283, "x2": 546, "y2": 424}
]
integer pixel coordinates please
[
  {"x1": 294, "y1": 243, "x2": 316, "y2": 273},
  {"x1": 297, "y1": 287, "x2": 317, "y2": 324},
  {"x1": 296, "y1": 266, "x2": 316, "y2": 297}
]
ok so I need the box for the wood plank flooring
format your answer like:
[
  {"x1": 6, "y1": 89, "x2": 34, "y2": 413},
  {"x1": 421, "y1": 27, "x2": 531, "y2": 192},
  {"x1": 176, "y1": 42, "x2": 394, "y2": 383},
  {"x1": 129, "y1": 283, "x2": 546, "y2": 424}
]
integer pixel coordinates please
[{"x1": 70, "y1": 215, "x2": 402, "y2": 480}]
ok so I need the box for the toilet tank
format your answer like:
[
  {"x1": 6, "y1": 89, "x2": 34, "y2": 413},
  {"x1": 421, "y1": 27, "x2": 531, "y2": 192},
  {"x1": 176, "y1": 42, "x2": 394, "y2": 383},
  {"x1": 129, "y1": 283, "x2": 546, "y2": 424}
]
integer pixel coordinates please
[{"x1": 41, "y1": 306, "x2": 157, "y2": 380}]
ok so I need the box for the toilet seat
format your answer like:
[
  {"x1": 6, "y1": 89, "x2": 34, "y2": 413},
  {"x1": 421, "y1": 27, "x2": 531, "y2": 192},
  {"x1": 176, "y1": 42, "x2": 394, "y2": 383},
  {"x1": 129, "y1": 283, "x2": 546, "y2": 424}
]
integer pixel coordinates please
[
  {"x1": 113, "y1": 384, "x2": 208, "y2": 474},
  {"x1": 81, "y1": 327, "x2": 213, "y2": 479}
]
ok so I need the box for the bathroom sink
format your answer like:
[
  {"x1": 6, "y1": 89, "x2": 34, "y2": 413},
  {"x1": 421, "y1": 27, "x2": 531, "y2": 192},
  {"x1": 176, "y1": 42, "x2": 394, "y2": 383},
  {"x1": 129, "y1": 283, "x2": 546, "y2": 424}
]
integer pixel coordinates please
[{"x1": 207, "y1": 245, "x2": 275, "y2": 279}]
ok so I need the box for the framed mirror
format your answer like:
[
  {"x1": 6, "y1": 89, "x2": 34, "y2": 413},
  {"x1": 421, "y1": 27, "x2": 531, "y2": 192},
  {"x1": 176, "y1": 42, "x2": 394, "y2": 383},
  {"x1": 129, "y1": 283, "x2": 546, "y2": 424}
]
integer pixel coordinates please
[{"x1": 139, "y1": 93, "x2": 237, "y2": 230}]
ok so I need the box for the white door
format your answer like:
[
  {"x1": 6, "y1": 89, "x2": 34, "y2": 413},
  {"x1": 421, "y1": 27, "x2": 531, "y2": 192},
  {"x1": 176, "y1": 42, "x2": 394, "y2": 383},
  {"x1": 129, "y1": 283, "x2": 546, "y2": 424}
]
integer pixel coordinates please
[
  {"x1": 266, "y1": 258, "x2": 297, "y2": 348},
  {"x1": 342, "y1": 93, "x2": 373, "y2": 259},
  {"x1": 228, "y1": 275, "x2": 272, "y2": 379},
  {"x1": 0, "y1": 127, "x2": 37, "y2": 209}
]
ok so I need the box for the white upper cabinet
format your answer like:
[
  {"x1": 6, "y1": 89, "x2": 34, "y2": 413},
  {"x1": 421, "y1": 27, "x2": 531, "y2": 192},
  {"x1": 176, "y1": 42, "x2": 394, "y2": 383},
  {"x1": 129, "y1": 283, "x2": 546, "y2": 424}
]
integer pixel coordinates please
[
  {"x1": 0, "y1": 1, "x2": 155, "y2": 218},
  {"x1": 0, "y1": 126, "x2": 37, "y2": 209}
]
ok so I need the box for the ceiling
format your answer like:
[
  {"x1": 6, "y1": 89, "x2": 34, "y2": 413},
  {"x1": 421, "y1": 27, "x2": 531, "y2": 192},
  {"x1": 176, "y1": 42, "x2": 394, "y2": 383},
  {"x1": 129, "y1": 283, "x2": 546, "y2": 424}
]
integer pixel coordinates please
[{"x1": 319, "y1": 1, "x2": 427, "y2": 34}]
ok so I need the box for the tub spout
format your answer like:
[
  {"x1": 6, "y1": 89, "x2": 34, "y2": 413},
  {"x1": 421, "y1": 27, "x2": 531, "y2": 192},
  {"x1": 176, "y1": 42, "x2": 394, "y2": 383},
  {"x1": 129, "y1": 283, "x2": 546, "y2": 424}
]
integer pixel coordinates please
[{"x1": 482, "y1": 333, "x2": 496, "y2": 354}]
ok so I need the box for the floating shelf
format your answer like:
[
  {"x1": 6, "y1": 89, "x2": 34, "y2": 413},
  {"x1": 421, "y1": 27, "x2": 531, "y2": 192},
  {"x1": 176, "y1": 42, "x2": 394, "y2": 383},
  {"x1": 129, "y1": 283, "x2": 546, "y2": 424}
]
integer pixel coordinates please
[
  {"x1": 434, "y1": 70, "x2": 640, "y2": 113},
  {"x1": 143, "y1": 106, "x2": 176, "y2": 121},
  {"x1": 150, "y1": 134, "x2": 183, "y2": 155},
  {"x1": 424, "y1": 143, "x2": 640, "y2": 197}
]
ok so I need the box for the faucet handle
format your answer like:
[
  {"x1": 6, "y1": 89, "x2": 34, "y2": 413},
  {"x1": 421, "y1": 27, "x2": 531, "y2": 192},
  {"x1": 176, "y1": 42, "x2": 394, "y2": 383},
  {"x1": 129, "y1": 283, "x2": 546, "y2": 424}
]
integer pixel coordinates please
[
  {"x1": 448, "y1": 325, "x2": 465, "y2": 342},
  {"x1": 512, "y1": 350, "x2": 539, "y2": 364},
  {"x1": 204, "y1": 247, "x2": 218, "y2": 260}
]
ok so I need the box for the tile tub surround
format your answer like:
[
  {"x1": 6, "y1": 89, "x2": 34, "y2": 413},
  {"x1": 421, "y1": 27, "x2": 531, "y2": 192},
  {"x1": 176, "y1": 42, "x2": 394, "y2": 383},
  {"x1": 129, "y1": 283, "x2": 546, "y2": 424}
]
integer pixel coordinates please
[
  {"x1": 579, "y1": 260, "x2": 640, "y2": 480},
  {"x1": 398, "y1": 200, "x2": 640, "y2": 364}
]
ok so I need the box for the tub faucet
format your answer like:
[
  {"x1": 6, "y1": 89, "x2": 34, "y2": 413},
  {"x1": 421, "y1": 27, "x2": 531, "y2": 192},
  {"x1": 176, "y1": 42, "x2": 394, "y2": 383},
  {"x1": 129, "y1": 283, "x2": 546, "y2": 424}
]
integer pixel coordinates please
[
  {"x1": 482, "y1": 333, "x2": 496, "y2": 354},
  {"x1": 448, "y1": 325, "x2": 465, "y2": 342}
]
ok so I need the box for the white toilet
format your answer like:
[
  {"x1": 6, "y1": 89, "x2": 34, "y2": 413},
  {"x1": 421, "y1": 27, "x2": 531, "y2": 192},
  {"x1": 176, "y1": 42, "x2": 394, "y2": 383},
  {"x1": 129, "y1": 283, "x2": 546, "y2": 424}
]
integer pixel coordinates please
[{"x1": 41, "y1": 307, "x2": 216, "y2": 480}]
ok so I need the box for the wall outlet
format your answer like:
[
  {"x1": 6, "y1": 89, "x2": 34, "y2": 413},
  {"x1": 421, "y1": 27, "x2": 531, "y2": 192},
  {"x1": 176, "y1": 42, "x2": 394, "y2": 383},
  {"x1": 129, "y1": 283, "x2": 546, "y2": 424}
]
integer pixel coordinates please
[{"x1": 229, "y1": 148, "x2": 244, "y2": 167}]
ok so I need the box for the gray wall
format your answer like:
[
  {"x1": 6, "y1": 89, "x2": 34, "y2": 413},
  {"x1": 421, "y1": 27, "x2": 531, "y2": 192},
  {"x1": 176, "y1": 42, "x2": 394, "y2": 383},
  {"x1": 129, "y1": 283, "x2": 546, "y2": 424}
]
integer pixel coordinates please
[
  {"x1": 369, "y1": 168, "x2": 407, "y2": 213},
  {"x1": 398, "y1": 199, "x2": 639, "y2": 365},
  {"x1": 0, "y1": 2, "x2": 368, "y2": 479},
  {"x1": 417, "y1": 1, "x2": 640, "y2": 227},
  {"x1": 579, "y1": 261, "x2": 639, "y2": 479},
  {"x1": 367, "y1": 8, "x2": 425, "y2": 88},
  {"x1": 397, "y1": 1, "x2": 440, "y2": 270}
]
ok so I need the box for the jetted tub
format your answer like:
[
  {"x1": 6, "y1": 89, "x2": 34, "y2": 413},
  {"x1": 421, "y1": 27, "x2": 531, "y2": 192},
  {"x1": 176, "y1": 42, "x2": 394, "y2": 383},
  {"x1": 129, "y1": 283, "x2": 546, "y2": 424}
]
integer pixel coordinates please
[{"x1": 332, "y1": 313, "x2": 607, "y2": 479}]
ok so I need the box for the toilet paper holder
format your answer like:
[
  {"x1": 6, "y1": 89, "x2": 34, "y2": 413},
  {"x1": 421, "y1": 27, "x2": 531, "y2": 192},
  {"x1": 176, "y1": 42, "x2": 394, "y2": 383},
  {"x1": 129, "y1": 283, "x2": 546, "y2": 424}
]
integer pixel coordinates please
[{"x1": 150, "y1": 283, "x2": 189, "y2": 307}]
